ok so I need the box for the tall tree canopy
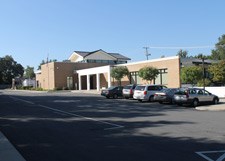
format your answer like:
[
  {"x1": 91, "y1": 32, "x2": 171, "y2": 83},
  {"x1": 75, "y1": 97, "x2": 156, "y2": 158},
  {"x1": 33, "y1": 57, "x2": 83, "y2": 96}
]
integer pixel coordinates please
[
  {"x1": 208, "y1": 60, "x2": 225, "y2": 85},
  {"x1": 0, "y1": 55, "x2": 24, "y2": 84},
  {"x1": 211, "y1": 34, "x2": 225, "y2": 60},
  {"x1": 181, "y1": 66, "x2": 202, "y2": 86},
  {"x1": 138, "y1": 66, "x2": 159, "y2": 83},
  {"x1": 111, "y1": 66, "x2": 129, "y2": 85},
  {"x1": 176, "y1": 49, "x2": 188, "y2": 58},
  {"x1": 24, "y1": 66, "x2": 35, "y2": 79}
]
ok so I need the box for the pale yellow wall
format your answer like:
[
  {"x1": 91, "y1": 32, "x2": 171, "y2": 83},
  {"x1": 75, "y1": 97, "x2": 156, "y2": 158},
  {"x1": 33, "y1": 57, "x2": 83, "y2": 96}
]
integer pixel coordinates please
[
  {"x1": 37, "y1": 63, "x2": 55, "y2": 90},
  {"x1": 69, "y1": 53, "x2": 83, "y2": 62}
]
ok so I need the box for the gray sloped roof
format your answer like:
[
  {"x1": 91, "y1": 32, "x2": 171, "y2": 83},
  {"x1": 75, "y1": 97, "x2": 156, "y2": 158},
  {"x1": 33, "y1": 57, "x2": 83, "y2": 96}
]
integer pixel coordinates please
[
  {"x1": 108, "y1": 53, "x2": 131, "y2": 60},
  {"x1": 74, "y1": 49, "x2": 131, "y2": 60},
  {"x1": 74, "y1": 51, "x2": 90, "y2": 57}
]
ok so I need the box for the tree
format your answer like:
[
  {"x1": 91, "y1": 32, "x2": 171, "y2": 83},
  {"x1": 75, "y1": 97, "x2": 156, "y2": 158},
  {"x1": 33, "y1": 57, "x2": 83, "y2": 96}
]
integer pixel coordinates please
[
  {"x1": 181, "y1": 66, "x2": 202, "y2": 86},
  {"x1": 138, "y1": 66, "x2": 159, "y2": 83},
  {"x1": 37, "y1": 59, "x2": 57, "y2": 70},
  {"x1": 24, "y1": 66, "x2": 35, "y2": 79},
  {"x1": 208, "y1": 60, "x2": 225, "y2": 85},
  {"x1": 0, "y1": 55, "x2": 24, "y2": 84},
  {"x1": 211, "y1": 34, "x2": 225, "y2": 60},
  {"x1": 111, "y1": 66, "x2": 129, "y2": 85},
  {"x1": 176, "y1": 49, "x2": 188, "y2": 58}
]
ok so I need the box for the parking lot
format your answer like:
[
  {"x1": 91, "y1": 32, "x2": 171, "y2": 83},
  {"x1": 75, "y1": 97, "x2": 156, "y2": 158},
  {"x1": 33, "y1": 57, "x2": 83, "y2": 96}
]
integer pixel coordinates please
[{"x1": 1, "y1": 90, "x2": 225, "y2": 161}]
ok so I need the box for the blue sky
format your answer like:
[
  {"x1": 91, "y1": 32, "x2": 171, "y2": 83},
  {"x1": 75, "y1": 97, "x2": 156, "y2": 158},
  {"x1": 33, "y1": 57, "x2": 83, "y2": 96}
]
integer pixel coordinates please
[{"x1": 1, "y1": 0, "x2": 225, "y2": 70}]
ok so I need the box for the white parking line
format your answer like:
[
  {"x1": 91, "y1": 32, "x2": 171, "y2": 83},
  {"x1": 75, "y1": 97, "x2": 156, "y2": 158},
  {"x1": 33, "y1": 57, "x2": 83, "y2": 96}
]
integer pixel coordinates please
[
  {"x1": 38, "y1": 104, "x2": 124, "y2": 130},
  {"x1": 10, "y1": 96, "x2": 34, "y2": 105},
  {"x1": 196, "y1": 150, "x2": 225, "y2": 161},
  {"x1": 9, "y1": 96, "x2": 124, "y2": 130}
]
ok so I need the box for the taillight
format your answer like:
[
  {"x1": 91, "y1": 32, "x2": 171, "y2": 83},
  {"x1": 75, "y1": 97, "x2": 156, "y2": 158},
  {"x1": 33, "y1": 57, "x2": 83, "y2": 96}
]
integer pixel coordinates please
[
  {"x1": 130, "y1": 89, "x2": 133, "y2": 94},
  {"x1": 144, "y1": 91, "x2": 147, "y2": 95}
]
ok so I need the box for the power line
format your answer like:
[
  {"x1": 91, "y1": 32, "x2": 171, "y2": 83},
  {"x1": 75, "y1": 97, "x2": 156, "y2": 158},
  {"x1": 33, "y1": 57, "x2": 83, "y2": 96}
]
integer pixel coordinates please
[{"x1": 149, "y1": 45, "x2": 214, "y2": 49}]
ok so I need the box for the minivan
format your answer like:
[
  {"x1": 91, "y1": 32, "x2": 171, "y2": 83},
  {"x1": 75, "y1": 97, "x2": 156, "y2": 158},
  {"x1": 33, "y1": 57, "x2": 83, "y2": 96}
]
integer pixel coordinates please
[{"x1": 133, "y1": 85, "x2": 167, "y2": 102}]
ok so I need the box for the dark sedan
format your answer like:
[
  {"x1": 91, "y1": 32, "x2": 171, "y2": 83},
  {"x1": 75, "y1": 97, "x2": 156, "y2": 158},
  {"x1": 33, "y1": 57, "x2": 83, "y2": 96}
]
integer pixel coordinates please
[
  {"x1": 154, "y1": 88, "x2": 178, "y2": 104},
  {"x1": 101, "y1": 86, "x2": 123, "y2": 99}
]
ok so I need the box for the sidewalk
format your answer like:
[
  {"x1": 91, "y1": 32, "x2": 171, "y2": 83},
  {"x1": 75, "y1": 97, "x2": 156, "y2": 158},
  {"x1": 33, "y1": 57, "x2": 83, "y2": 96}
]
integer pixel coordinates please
[
  {"x1": 0, "y1": 132, "x2": 26, "y2": 161},
  {"x1": 71, "y1": 90, "x2": 101, "y2": 95},
  {"x1": 195, "y1": 98, "x2": 225, "y2": 111}
]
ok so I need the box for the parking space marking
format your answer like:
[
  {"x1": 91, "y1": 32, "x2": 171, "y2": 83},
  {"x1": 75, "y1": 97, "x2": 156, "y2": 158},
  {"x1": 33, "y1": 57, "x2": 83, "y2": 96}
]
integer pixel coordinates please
[
  {"x1": 38, "y1": 104, "x2": 124, "y2": 130},
  {"x1": 53, "y1": 100, "x2": 80, "y2": 103},
  {"x1": 196, "y1": 150, "x2": 225, "y2": 161},
  {"x1": 10, "y1": 96, "x2": 34, "y2": 105},
  {"x1": 9, "y1": 96, "x2": 124, "y2": 130}
]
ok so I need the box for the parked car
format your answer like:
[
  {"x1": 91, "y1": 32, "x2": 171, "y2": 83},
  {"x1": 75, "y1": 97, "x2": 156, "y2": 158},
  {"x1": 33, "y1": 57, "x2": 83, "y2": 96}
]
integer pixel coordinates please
[
  {"x1": 154, "y1": 88, "x2": 178, "y2": 104},
  {"x1": 122, "y1": 84, "x2": 137, "y2": 99},
  {"x1": 101, "y1": 86, "x2": 123, "y2": 99},
  {"x1": 173, "y1": 88, "x2": 219, "y2": 107},
  {"x1": 133, "y1": 85, "x2": 167, "y2": 102}
]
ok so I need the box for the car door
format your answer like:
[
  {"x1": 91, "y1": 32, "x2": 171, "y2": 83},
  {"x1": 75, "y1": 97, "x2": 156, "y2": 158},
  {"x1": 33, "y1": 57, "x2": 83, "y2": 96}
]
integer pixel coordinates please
[
  {"x1": 196, "y1": 89, "x2": 205, "y2": 102},
  {"x1": 202, "y1": 89, "x2": 214, "y2": 102},
  {"x1": 117, "y1": 86, "x2": 123, "y2": 96}
]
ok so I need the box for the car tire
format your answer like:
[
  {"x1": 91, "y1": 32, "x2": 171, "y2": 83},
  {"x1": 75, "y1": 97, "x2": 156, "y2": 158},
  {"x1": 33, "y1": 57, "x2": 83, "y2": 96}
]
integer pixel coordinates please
[
  {"x1": 192, "y1": 99, "x2": 199, "y2": 107},
  {"x1": 106, "y1": 96, "x2": 110, "y2": 99},
  {"x1": 177, "y1": 103, "x2": 183, "y2": 106},
  {"x1": 159, "y1": 101, "x2": 163, "y2": 104},
  {"x1": 149, "y1": 96, "x2": 154, "y2": 102},
  {"x1": 213, "y1": 97, "x2": 219, "y2": 104},
  {"x1": 113, "y1": 94, "x2": 118, "y2": 99},
  {"x1": 138, "y1": 99, "x2": 143, "y2": 102},
  {"x1": 170, "y1": 99, "x2": 175, "y2": 105}
]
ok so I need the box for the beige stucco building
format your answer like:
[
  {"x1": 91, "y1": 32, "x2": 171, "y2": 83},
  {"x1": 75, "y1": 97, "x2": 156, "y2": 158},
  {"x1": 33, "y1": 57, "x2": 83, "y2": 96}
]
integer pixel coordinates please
[{"x1": 35, "y1": 50, "x2": 181, "y2": 90}]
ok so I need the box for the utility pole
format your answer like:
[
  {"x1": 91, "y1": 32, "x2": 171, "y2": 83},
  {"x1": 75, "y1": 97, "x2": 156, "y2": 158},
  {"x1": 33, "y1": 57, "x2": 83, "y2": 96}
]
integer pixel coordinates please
[
  {"x1": 143, "y1": 47, "x2": 151, "y2": 60},
  {"x1": 198, "y1": 54, "x2": 206, "y2": 91}
]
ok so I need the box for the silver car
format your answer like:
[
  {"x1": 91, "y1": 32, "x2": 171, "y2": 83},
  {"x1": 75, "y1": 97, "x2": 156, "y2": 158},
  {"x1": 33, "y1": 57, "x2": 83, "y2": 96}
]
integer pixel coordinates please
[
  {"x1": 154, "y1": 88, "x2": 178, "y2": 104},
  {"x1": 122, "y1": 84, "x2": 137, "y2": 99},
  {"x1": 173, "y1": 88, "x2": 219, "y2": 107},
  {"x1": 133, "y1": 85, "x2": 167, "y2": 102}
]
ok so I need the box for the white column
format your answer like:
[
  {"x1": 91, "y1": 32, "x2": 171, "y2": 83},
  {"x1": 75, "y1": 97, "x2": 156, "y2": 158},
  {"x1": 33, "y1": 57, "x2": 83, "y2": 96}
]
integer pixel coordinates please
[
  {"x1": 96, "y1": 73, "x2": 100, "y2": 91},
  {"x1": 87, "y1": 74, "x2": 90, "y2": 90},
  {"x1": 79, "y1": 74, "x2": 82, "y2": 90},
  {"x1": 107, "y1": 67, "x2": 111, "y2": 88}
]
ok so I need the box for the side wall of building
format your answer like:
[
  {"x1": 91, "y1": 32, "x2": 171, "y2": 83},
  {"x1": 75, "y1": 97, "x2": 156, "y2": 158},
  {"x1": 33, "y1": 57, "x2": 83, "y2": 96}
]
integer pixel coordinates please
[
  {"x1": 36, "y1": 62, "x2": 109, "y2": 90},
  {"x1": 117, "y1": 56, "x2": 181, "y2": 88}
]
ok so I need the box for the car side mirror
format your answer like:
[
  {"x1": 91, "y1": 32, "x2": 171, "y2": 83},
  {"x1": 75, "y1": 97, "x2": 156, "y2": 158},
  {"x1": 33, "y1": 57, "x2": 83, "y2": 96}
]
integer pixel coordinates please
[{"x1": 209, "y1": 93, "x2": 212, "y2": 95}]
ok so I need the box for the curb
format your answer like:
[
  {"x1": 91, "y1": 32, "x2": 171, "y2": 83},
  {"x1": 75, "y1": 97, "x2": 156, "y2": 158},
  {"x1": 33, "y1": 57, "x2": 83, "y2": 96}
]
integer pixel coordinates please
[
  {"x1": 0, "y1": 132, "x2": 26, "y2": 161},
  {"x1": 195, "y1": 101, "x2": 225, "y2": 111}
]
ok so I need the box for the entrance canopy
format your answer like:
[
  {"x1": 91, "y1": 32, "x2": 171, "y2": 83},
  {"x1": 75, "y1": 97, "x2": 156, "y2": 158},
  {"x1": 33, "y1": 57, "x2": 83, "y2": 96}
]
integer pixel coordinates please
[{"x1": 75, "y1": 65, "x2": 112, "y2": 91}]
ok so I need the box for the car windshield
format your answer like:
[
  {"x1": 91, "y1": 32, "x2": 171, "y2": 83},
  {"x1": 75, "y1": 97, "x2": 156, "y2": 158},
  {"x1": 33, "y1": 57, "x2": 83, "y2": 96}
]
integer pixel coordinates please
[
  {"x1": 175, "y1": 89, "x2": 188, "y2": 95},
  {"x1": 108, "y1": 86, "x2": 117, "y2": 90},
  {"x1": 160, "y1": 88, "x2": 170, "y2": 92},
  {"x1": 135, "y1": 86, "x2": 145, "y2": 91}
]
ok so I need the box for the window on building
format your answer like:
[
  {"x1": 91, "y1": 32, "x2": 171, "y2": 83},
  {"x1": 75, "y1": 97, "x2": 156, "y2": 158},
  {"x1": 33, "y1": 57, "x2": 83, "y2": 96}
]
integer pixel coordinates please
[
  {"x1": 130, "y1": 68, "x2": 168, "y2": 85},
  {"x1": 129, "y1": 72, "x2": 141, "y2": 84}
]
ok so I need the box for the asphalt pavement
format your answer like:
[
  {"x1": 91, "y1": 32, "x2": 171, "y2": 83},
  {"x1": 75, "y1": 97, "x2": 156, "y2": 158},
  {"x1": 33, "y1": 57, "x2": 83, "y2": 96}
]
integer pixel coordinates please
[{"x1": 1, "y1": 89, "x2": 225, "y2": 161}]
